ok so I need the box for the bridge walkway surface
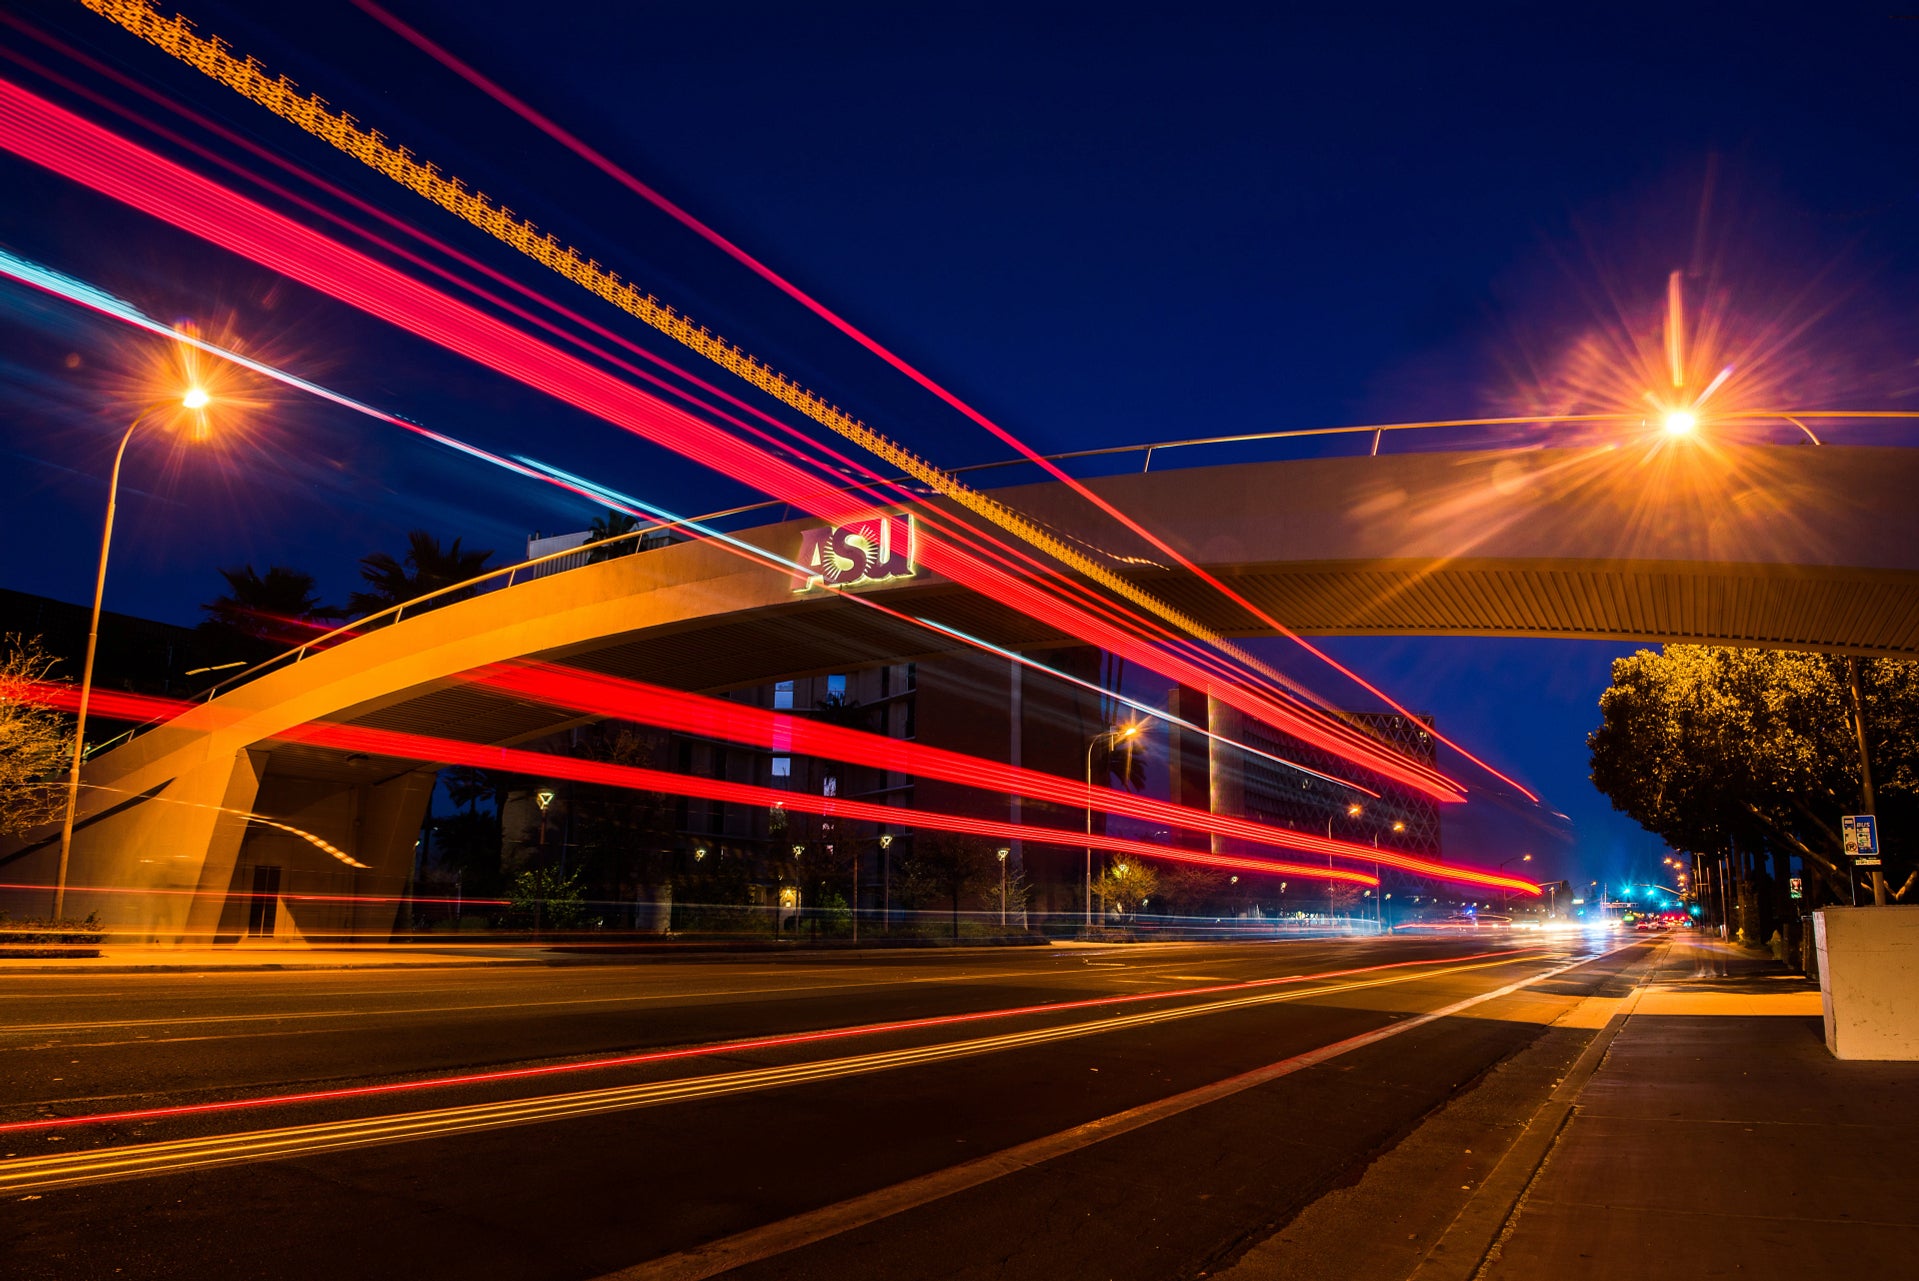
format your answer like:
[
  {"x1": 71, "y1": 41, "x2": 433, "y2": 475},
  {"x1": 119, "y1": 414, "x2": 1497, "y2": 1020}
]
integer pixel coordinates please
[{"x1": 1224, "y1": 933, "x2": 1917, "y2": 1281}]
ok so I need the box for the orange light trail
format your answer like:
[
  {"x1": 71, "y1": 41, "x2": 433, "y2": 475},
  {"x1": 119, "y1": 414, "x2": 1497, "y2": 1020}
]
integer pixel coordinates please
[{"x1": 0, "y1": 882, "x2": 504, "y2": 908}]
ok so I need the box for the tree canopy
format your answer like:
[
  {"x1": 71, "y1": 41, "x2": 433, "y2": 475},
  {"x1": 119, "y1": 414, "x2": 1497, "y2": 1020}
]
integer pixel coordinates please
[
  {"x1": 200, "y1": 564, "x2": 342, "y2": 647},
  {"x1": 349, "y1": 531, "x2": 493, "y2": 616},
  {"x1": 0, "y1": 635, "x2": 70, "y2": 838},
  {"x1": 584, "y1": 509, "x2": 641, "y2": 562},
  {"x1": 1588, "y1": 645, "x2": 1917, "y2": 901}
]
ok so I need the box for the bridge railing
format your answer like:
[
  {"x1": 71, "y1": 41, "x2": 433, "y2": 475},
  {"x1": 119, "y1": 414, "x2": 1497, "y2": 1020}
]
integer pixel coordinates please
[
  {"x1": 84, "y1": 497, "x2": 792, "y2": 757},
  {"x1": 85, "y1": 409, "x2": 1912, "y2": 758}
]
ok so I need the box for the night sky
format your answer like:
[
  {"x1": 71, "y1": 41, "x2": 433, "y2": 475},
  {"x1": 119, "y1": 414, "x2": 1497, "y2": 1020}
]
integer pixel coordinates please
[{"x1": 3, "y1": 0, "x2": 1915, "y2": 889}]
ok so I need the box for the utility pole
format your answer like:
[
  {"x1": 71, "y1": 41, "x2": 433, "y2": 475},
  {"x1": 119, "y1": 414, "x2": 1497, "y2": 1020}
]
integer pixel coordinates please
[{"x1": 1847, "y1": 657, "x2": 1887, "y2": 907}]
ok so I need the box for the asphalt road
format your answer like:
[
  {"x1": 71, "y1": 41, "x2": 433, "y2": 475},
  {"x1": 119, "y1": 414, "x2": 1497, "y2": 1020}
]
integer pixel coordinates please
[{"x1": 0, "y1": 934, "x2": 1645, "y2": 1280}]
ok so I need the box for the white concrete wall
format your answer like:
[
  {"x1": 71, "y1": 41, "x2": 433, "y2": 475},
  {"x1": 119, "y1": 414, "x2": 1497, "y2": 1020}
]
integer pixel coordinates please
[{"x1": 1813, "y1": 906, "x2": 1919, "y2": 1060}]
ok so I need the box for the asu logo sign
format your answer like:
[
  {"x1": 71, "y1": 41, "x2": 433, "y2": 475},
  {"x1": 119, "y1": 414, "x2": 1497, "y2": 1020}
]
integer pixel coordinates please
[{"x1": 794, "y1": 514, "x2": 917, "y2": 591}]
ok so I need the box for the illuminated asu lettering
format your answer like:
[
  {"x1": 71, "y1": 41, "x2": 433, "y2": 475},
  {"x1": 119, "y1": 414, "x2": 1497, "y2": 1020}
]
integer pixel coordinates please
[{"x1": 794, "y1": 514, "x2": 916, "y2": 590}]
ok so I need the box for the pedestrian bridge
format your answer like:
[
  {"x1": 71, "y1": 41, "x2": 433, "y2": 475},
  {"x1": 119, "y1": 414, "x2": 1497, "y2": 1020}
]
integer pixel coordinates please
[{"x1": 12, "y1": 441, "x2": 1919, "y2": 939}]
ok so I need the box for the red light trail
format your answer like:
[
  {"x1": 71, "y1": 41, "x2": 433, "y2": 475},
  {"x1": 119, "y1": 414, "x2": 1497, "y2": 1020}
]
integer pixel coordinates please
[
  {"x1": 15, "y1": 677, "x2": 1538, "y2": 895},
  {"x1": 12, "y1": 681, "x2": 1385, "y2": 888},
  {"x1": 0, "y1": 70, "x2": 1465, "y2": 802},
  {"x1": 0, "y1": 948, "x2": 1534, "y2": 1136},
  {"x1": 286, "y1": 721, "x2": 1384, "y2": 886},
  {"x1": 471, "y1": 662, "x2": 1542, "y2": 893},
  {"x1": 0, "y1": 231, "x2": 1383, "y2": 813},
  {"x1": 348, "y1": 0, "x2": 1536, "y2": 803}
]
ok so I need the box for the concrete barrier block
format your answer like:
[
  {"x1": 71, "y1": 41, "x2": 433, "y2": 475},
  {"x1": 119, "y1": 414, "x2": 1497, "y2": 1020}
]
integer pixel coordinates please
[{"x1": 1814, "y1": 906, "x2": 1919, "y2": 1060}]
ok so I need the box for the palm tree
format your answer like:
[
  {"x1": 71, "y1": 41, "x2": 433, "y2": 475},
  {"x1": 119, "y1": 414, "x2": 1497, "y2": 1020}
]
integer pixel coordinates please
[
  {"x1": 348, "y1": 531, "x2": 493, "y2": 616},
  {"x1": 584, "y1": 509, "x2": 641, "y2": 563},
  {"x1": 200, "y1": 565, "x2": 344, "y2": 646}
]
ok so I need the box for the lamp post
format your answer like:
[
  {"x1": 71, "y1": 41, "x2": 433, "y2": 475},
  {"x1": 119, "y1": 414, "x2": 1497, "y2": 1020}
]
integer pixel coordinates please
[
  {"x1": 1326, "y1": 803, "x2": 1362, "y2": 925},
  {"x1": 1085, "y1": 723, "x2": 1142, "y2": 930},
  {"x1": 879, "y1": 833, "x2": 894, "y2": 933},
  {"x1": 54, "y1": 390, "x2": 212, "y2": 920},
  {"x1": 793, "y1": 843, "x2": 807, "y2": 939},
  {"x1": 997, "y1": 847, "x2": 1009, "y2": 928},
  {"x1": 1497, "y1": 853, "x2": 1532, "y2": 917}
]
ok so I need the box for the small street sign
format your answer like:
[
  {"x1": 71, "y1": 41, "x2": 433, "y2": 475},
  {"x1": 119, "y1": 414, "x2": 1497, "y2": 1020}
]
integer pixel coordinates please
[{"x1": 1842, "y1": 814, "x2": 1881, "y2": 867}]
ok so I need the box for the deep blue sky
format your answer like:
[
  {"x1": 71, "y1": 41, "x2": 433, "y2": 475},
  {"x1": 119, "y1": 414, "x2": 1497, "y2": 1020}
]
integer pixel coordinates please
[{"x1": 3, "y1": 1, "x2": 1915, "y2": 887}]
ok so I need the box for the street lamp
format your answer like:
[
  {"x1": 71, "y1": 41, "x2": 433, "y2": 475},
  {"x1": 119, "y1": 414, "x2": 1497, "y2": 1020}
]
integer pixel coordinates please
[
  {"x1": 879, "y1": 833, "x2": 894, "y2": 933},
  {"x1": 1497, "y1": 852, "x2": 1532, "y2": 917},
  {"x1": 997, "y1": 847, "x2": 1009, "y2": 928},
  {"x1": 1325, "y1": 803, "x2": 1363, "y2": 924},
  {"x1": 53, "y1": 389, "x2": 215, "y2": 919},
  {"x1": 1085, "y1": 722, "x2": 1143, "y2": 930}
]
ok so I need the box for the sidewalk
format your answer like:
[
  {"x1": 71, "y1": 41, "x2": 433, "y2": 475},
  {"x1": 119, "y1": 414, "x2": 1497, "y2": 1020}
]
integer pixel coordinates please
[{"x1": 1479, "y1": 936, "x2": 1919, "y2": 1278}]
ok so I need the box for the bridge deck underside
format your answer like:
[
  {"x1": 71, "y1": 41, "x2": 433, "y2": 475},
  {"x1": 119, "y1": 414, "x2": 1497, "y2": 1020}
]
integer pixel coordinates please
[{"x1": 328, "y1": 558, "x2": 1919, "y2": 756}]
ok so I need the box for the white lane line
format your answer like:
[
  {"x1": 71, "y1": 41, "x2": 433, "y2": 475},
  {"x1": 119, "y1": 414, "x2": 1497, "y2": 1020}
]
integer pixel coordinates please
[{"x1": 598, "y1": 946, "x2": 1639, "y2": 1281}]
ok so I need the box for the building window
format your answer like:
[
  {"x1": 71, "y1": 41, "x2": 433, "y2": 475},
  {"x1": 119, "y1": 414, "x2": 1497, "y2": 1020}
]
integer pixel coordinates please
[
  {"x1": 823, "y1": 775, "x2": 838, "y2": 797},
  {"x1": 771, "y1": 756, "x2": 791, "y2": 778},
  {"x1": 773, "y1": 680, "x2": 794, "y2": 710},
  {"x1": 827, "y1": 673, "x2": 846, "y2": 697}
]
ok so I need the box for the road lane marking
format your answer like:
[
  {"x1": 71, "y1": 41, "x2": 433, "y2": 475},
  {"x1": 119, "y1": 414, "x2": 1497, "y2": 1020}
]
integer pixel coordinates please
[
  {"x1": 0, "y1": 967, "x2": 1080, "y2": 1035},
  {"x1": 598, "y1": 946, "x2": 1640, "y2": 1281},
  {"x1": 2, "y1": 949, "x2": 1536, "y2": 1136},
  {"x1": 0, "y1": 955, "x2": 1538, "y2": 1194}
]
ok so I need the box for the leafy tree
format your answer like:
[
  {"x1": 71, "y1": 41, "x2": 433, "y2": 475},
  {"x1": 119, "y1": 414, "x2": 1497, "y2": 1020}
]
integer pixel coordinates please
[
  {"x1": 811, "y1": 690, "x2": 875, "y2": 734},
  {"x1": 200, "y1": 565, "x2": 342, "y2": 647},
  {"x1": 1158, "y1": 866, "x2": 1228, "y2": 917},
  {"x1": 978, "y1": 866, "x2": 1031, "y2": 925},
  {"x1": 564, "y1": 726, "x2": 675, "y2": 907},
  {"x1": 0, "y1": 635, "x2": 69, "y2": 838},
  {"x1": 1588, "y1": 646, "x2": 1919, "y2": 938},
  {"x1": 442, "y1": 766, "x2": 502, "y2": 816},
  {"x1": 508, "y1": 866, "x2": 586, "y2": 933},
  {"x1": 584, "y1": 509, "x2": 641, "y2": 562},
  {"x1": 1099, "y1": 859, "x2": 1159, "y2": 916},
  {"x1": 899, "y1": 831, "x2": 996, "y2": 941},
  {"x1": 348, "y1": 531, "x2": 493, "y2": 616}
]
